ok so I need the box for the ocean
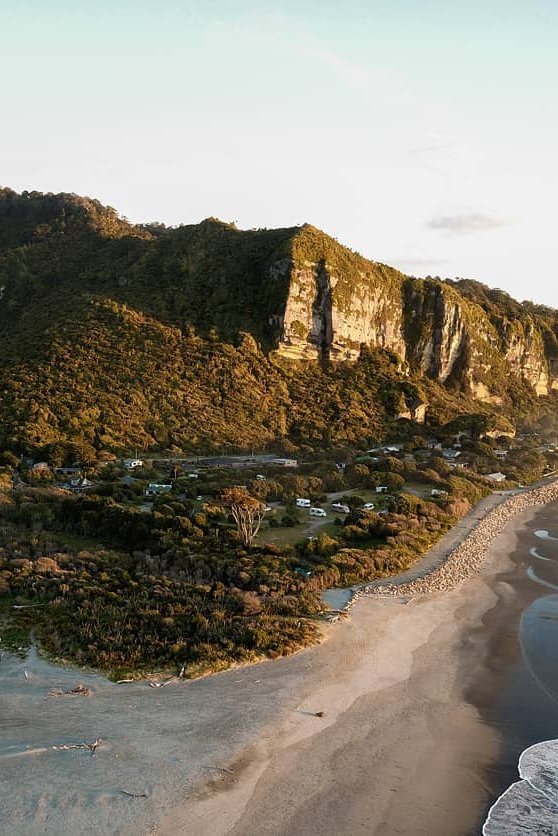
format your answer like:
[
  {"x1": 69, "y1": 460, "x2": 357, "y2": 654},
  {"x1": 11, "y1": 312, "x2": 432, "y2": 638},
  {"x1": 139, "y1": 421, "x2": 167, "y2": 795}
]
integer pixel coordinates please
[{"x1": 482, "y1": 505, "x2": 558, "y2": 835}]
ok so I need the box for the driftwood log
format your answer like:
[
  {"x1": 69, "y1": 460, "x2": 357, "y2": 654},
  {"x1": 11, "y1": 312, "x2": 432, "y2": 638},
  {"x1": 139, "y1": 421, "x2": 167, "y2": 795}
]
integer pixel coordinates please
[
  {"x1": 49, "y1": 684, "x2": 91, "y2": 697},
  {"x1": 52, "y1": 738, "x2": 102, "y2": 756}
]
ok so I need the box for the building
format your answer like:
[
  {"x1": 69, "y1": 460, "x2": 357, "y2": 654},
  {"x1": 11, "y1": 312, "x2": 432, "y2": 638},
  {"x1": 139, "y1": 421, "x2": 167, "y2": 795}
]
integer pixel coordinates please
[
  {"x1": 486, "y1": 472, "x2": 507, "y2": 483},
  {"x1": 124, "y1": 459, "x2": 144, "y2": 469},
  {"x1": 269, "y1": 458, "x2": 298, "y2": 468},
  {"x1": 31, "y1": 462, "x2": 51, "y2": 473},
  {"x1": 65, "y1": 476, "x2": 96, "y2": 492}
]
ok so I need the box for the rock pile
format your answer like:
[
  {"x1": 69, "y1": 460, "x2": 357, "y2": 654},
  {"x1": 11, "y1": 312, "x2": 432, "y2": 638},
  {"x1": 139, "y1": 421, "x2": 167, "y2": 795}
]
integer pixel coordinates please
[{"x1": 360, "y1": 482, "x2": 558, "y2": 600}]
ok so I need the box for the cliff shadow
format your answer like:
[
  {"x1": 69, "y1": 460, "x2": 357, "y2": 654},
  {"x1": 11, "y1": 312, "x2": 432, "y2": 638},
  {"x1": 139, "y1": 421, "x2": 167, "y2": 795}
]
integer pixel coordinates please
[{"x1": 312, "y1": 259, "x2": 333, "y2": 366}]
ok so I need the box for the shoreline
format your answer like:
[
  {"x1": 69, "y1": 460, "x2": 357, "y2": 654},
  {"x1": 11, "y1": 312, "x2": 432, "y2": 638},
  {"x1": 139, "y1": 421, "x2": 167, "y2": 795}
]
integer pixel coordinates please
[
  {"x1": 469, "y1": 499, "x2": 558, "y2": 834},
  {"x1": 1, "y1": 484, "x2": 556, "y2": 834},
  {"x1": 166, "y1": 503, "x2": 539, "y2": 836},
  {"x1": 331, "y1": 479, "x2": 558, "y2": 613}
]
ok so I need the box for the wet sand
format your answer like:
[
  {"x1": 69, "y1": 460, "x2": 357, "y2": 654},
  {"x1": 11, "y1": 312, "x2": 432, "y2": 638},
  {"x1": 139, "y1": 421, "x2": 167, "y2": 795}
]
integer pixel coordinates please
[
  {"x1": 471, "y1": 501, "x2": 558, "y2": 833},
  {"x1": 173, "y1": 513, "x2": 533, "y2": 836},
  {"x1": 0, "y1": 501, "x2": 546, "y2": 835}
]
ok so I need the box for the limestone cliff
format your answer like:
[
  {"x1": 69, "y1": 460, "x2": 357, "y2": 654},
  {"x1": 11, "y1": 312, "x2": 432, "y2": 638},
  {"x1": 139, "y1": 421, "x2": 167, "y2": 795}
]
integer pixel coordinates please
[
  {"x1": 501, "y1": 320, "x2": 551, "y2": 395},
  {"x1": 272, "y1": 255, "x2": 406, "y2": 362},
  {"x1": 258, "y1": 225, "x2": 557, "y2": 403}
]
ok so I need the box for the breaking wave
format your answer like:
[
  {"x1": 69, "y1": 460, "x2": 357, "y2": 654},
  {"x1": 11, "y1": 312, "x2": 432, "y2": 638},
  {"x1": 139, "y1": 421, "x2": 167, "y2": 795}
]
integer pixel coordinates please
[
  {"x1": 483, "y1": 739, "x2": 558, "y2": 835},
  {"x1": 485, "y1": 528, "x2": 558, "y2": 835},
  {"x1": 526, "y1": 566, "x2": 558, "y2": 593},
  {"x1": 535, "y1": 530, "x2": 558, "y2": 541},
  {"x1": 530, "y1": 546, "x2": 552, "y2": 561}
]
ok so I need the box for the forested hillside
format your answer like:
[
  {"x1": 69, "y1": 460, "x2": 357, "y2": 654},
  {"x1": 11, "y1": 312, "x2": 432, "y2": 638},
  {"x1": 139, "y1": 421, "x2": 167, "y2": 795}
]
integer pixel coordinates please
[{"x1": 0, "y1": 187, "x2": 556, "y2": 458}]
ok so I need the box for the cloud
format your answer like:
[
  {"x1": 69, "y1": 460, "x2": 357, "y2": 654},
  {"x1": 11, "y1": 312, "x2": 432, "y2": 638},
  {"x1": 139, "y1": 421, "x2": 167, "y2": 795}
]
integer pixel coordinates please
[{"x1": 426, "y1": 213, "x2": 511, "y2": 235}]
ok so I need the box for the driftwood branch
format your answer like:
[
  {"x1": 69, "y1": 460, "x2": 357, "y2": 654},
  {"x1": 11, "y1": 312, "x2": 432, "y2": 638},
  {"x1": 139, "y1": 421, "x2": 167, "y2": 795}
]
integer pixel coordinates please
[
  {"x1": 52, "y1": 738, "x2": 102, "y2": 756},
  {"x1": 49, "y1": 684, "x2": 91, "y2": 697},
  {"x1": 201, "y1": 765, "x2": 235, "y2": 775},
  {"x1": 148, "y1": 677, "x2": 178, "y2": 688},
  {"x1": 295, "y1": 708, "x2": 325, "y2": 718}
]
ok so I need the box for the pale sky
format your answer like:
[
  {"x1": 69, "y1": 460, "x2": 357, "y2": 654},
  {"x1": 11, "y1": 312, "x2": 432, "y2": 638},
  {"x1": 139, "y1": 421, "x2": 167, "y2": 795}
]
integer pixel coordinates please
[{"x1": 1, "y1": 1, "x2": 557, "y2": 306}]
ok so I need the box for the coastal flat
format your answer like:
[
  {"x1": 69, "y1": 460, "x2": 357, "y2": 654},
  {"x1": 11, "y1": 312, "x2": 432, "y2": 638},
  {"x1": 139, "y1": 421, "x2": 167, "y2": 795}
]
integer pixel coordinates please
[
  {"x1": 0, "y1": 504, "x2": 538, "y2": 835},
  {"x1": 165, "y1": 538, "x2": 514, "y2": 836}
]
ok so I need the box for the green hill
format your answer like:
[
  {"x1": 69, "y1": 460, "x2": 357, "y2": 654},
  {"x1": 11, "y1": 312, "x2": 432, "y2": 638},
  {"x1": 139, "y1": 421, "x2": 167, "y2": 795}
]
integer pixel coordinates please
[{"x1": 0, "y1": 187, "x2": 556, "y2": 458}]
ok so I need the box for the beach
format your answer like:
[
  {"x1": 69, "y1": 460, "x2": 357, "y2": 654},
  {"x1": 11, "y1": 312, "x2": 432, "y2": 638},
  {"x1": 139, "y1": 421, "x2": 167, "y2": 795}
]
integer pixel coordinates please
[{"x1": 1, "y1": 487, "x2": 557, "y2": 835}]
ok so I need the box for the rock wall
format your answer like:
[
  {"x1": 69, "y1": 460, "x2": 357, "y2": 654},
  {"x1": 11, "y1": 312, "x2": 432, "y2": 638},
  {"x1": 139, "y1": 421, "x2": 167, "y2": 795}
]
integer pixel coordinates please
[
  {"x1": 275, "y1": 259, "x2": 406, "y2": 362},
  {"x1": 501, "y1": 320, "x2": 551, "y2": 395},
  {"x1": 269, "y1": 255, "x2": 557, "y2": 401}
]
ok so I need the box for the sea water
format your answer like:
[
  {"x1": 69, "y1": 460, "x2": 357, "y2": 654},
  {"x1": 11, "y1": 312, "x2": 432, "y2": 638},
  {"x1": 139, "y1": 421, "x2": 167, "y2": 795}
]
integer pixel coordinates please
[
  {"x1": 484, "y1": 524, "x2": 558, "y2": 835},
  {"x1": 321, "y1": 587, "x2": 354, "y2": 611}
]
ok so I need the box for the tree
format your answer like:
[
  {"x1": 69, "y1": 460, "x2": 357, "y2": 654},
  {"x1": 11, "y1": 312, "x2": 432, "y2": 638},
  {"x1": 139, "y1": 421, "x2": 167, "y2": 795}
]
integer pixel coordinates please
[
  {"x1": 70, "y1": 439, "x2": 97, "y2": 467},
  {"x1": 46, "y1": 442, "x2": 68, "y2": 468},
  {"x1": 220, "y1": 487, "x2": 266, "y2": 547}
]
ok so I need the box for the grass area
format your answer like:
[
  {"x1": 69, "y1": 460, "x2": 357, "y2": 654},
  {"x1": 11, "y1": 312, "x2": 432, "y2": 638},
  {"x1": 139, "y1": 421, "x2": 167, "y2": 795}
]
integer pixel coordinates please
[
  {"x1": 256, "y1": 505, "x2": 338, "y2": 546},
  {"x1": 255, "y1": 482, "x2": 441, "y2": 549}
]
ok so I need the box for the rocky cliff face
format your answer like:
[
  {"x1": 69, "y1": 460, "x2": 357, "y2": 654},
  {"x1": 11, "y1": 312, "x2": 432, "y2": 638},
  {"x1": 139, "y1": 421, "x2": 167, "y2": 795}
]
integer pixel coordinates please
[
  {"x1": 268, "y1": 229, "x2": 558, "y2": 401},
  {"x1": 272, "y1": 257, "x2": 406, "y2": 362},
  {"x1": 500, "y1": 320, "x2": 553, "y2": 395}
]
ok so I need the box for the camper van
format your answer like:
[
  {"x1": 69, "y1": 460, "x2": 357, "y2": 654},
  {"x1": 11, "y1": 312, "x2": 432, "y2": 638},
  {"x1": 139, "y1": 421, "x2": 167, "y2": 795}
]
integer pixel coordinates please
[
  {"x1": 296, "y1": 498, "x2": 311, "y2": 507},
  {"x1": 331, "y1": 502, "x2": 350, "y2": 514},
  {"x1": 309, "y1": 507, "x2": 327, "y2": 518}
]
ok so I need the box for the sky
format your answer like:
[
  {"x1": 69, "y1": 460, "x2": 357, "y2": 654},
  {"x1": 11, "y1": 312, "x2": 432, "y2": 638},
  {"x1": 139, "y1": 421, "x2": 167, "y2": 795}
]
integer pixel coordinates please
[{"x1": 1, "y1": 0, "x2": 557, "y2": 306}]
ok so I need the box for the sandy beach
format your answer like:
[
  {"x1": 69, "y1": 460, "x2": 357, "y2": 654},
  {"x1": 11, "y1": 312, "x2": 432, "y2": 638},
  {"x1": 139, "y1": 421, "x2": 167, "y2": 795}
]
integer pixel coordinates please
[
  {"x1": 169, "y1": 508, "x2": 529, "y2": 836},
  {"x1": 0, "y1": 491, "x2": 553, "y2": 835}
]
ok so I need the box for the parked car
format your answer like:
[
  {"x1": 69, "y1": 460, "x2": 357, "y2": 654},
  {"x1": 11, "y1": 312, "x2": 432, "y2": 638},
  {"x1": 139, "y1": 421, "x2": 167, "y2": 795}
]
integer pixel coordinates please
[{"x1": 363, "y1": 502, "x2": 375, "y2": 510}]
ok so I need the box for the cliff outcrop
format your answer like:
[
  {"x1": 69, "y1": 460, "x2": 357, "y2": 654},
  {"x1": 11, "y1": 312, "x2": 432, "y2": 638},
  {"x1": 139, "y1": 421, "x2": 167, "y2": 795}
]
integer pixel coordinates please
[{"x1": 268, "y1": 226, "x2": 557, "y2": 401}]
